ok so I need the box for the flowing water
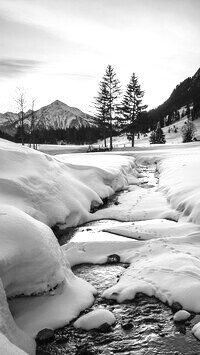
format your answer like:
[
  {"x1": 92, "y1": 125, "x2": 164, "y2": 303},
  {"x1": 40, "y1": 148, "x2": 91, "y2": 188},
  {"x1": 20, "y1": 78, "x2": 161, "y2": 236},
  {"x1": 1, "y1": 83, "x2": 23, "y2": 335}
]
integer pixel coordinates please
[{"x1": 37, "y1": 165, "x2": 200, "y2": 355}]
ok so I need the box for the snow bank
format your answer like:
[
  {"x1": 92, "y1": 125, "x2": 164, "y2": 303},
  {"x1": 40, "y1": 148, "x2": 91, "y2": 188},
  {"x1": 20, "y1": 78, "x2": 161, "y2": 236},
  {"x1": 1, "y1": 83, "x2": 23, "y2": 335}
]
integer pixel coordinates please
[
  {"x1": 9, "y1": 275, "x2": 96, "y2": 337},
  {"x1": 64, "y1": 222, "x2": 200, "y2": 313},
  {"x1": 0, "y1": 205, "x2": 65, "y2": 298},
  {"x1": 0, "y1": 139, "x2": 137, "y2": 227},
  {"x1": 92, "y1": 184, "x2": 179, "y2": 222},
  {"x1": 73, "y1": 308, "x2": 116, "y2": 330},
  {"x1": 0, "y1": 139, "x2": 138, "y2": 353},
  {"x1": 158, "y1": 153, "x2": 200, "y2": 224},
  {"x1": 0, "y1": 279, "x2": 35, "y2": 355}
]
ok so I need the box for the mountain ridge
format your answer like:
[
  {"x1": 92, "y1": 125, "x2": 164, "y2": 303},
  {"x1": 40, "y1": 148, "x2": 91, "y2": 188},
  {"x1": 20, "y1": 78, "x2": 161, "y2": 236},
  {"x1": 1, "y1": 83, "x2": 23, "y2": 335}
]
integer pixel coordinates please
[
  {"x1": 0, "y1": 100, "x2": 96, "y2": 132},
  {"x1": 148, "y1": 67, "x2": 200, "y2": 125}
]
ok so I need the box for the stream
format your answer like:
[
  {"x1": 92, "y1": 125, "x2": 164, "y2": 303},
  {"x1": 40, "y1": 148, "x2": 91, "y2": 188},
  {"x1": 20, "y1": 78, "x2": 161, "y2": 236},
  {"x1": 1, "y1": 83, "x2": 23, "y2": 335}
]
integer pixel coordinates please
[{"x1": 37, "y1": 165, "x2": 200, "y2": 355}]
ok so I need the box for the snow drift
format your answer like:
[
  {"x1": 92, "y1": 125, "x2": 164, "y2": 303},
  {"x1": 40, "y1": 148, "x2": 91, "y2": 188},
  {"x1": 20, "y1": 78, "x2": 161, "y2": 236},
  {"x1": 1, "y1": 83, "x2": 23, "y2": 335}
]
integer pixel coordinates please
[{"x1": 0, "y1": 139, "x2": 138, "y2": 354}]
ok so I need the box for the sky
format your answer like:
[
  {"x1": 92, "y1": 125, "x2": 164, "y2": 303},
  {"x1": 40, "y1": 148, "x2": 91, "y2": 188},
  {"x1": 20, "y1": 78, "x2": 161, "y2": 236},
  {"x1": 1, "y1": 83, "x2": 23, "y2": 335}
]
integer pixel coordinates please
[{"x1": 0, "y1": 0, "x2": 200, "y2": 114}]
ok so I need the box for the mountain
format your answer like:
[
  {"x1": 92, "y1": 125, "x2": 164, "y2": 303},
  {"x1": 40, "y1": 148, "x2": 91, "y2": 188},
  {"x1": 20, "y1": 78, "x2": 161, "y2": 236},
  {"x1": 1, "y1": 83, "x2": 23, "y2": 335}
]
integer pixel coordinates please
[
  {"x1": 148, "y1": 67, "x2": 200, "y2": 126},
  {"x1": 27, "y1": 100, "x2": 96, "y2": 129},
  {"x1": 0, "y1": 100, "x2": 96, "y2": 133}
]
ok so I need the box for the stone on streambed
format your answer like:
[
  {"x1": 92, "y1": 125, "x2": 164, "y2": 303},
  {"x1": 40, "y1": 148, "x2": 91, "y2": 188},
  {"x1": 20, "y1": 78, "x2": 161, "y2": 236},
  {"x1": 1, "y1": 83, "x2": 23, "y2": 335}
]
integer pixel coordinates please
[
  {"x1": 171, "y1": 302, "x2": 183, "y2": 313},
  {"x1": 121, "y1": 320, "x2": 134, "y2": 330},
  {"x1": 192, "y1": 322, "x2": 200, "y2": 340},
  {"x1": 35, "y1": 328, "x2": 55, "y2": 344},
  {"x1": 173, "y1": 310, "x2": 191, "y2": 322},
  {"x1": 73, "y1": 308, "x2": 116, "y2": 331},
  {"x1": 107, "y1": 254, "x2": 120, "y2": 263}
]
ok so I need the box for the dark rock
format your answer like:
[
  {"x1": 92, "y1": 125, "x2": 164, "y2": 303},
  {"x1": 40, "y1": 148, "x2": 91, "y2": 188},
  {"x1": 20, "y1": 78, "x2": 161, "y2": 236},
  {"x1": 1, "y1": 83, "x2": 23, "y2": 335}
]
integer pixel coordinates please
[
  {"x1": 35, "y1": 328, "x2": 55, "y2": 345},
  {"x1": 171, "y1": 302, "x2": 183, "y2": 313},
  {"x1": 175, "y1": 322, "x2": 186, "y2": 334},
  {"x1": 107, "y1": 254, "x2": 120, "y2": 263},
  {"x1": 159, "y1": 332, "x2": 165, "y2": 337},
  {"x1": 105, "y1": 299, "x2": 116, "y2": 305},
  {"x1": 97, "y1": 322, "x2": 112, "y2": 332},
  {"x1": 114, "y1": 201, "x2": 119, "y2": 205},
  {"x1": 121, "y1": 321, "x2": 134, "y2": 330},
  {"x1": 122, "y1": 263, "x2": 129, "y2": 268},
  {"x1": 102, "y1": 197, "x2": 108, "y2": 205}
]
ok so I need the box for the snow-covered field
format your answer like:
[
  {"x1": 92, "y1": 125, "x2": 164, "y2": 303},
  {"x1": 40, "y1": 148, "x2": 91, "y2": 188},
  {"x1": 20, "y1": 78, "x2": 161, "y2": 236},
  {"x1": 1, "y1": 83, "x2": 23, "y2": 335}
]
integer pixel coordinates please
[{"x1": 1, "y1": 138, "x2": 200, "y2": 353}]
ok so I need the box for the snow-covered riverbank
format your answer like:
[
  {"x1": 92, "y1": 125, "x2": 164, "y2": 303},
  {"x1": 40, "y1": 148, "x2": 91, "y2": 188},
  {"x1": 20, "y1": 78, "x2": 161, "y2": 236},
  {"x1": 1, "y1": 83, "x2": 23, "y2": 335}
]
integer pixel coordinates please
[
  {"x1": 0, "y1": 139, "x2": 139, "y2": 354},
  {"x1": 1, "y1": 139, "x2": 200, "y2": 354}
]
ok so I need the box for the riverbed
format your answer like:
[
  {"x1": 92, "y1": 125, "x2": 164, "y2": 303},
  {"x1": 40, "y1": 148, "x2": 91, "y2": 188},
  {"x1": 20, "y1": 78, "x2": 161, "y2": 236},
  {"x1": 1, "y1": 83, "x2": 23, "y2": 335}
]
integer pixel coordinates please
[{"x1": 37, "y1": 164, "x2": 200, "y2": 355}]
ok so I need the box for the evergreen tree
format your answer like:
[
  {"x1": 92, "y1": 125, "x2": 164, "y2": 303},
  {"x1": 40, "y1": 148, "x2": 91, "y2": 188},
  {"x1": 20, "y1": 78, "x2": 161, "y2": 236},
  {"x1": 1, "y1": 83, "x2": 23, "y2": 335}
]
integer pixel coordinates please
[
  {"x1": 120, "y1": 73, "x2": 147, "y2": 147},
  {"x1": 181, "y1": 119, "x2": 196, "y2": 142},
  {"x1": 185, "y1": 104, "x2": 191, "y2": 119},
  {"x1": 99, "y1": 65, "x2": 121, "y2": 150},
  {"x1": 94, "y1": 80, "x2": 109, "y2": 147},
  {"x1": 149, "y1": 121, "x2": 166, "y2": 144}
]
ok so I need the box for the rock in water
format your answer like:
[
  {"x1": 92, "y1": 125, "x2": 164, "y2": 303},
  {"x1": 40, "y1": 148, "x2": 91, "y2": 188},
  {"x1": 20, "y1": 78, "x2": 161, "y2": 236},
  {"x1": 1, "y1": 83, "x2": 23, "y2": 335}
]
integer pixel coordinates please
[
  {"x1": 97, "y1": 322, "x2": 112, "y2": 332},
  {"x1": 35, "y1": 328, "x2": 55, "y2": 344},
  {"x1": 192, "y1": 322, "x2": 200, "y2": 340},
  {"x1": 121, "y1": 321, "x2": 134, "y2": 330},
  {"x1": 107, "y1": 254, "x2": 120, "y2": 263},
  {"x1": 171, "y1": 302, "x2": 183, "y2": 313},
  {"x1": 173, "y1": 310, "x2": 191, "y2": 322}
]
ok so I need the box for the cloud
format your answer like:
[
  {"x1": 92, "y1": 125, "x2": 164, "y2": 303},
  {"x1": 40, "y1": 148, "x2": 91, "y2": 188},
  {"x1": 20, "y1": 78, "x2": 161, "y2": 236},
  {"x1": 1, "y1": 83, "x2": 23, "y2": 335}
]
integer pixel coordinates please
[{"x1": 0, "y1": 59, "x2": 43, "y2": 78}]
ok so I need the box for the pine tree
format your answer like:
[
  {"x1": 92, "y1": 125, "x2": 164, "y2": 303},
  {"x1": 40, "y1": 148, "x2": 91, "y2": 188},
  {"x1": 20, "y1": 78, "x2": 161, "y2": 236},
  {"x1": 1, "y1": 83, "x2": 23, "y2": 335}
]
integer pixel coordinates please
[
  {"x1": 181, "y1": 119, "x2": 196, "y2": 142},
  {"x1": 94, "y1": 80, "x2": 109, "y2": 147},
  {"x1": 94, "y1": 65, "x2": 121, "y2": 150},
  {"x1": 102, "y1": 65, "x2": 121, "y2": 150},
  {"x1": 120, "y1": 73, "x2": 147, "y2": 147},
  {"x1": 149, "y1": 122, "x2": 166, "y2": 144}
]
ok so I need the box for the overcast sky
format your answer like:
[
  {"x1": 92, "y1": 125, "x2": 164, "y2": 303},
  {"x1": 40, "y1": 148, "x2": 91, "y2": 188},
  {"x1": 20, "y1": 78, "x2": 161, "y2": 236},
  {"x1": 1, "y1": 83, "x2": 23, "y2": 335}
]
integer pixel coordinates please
[{"x1": 0, "y1": 0, "x2": 200, "y2": 113}]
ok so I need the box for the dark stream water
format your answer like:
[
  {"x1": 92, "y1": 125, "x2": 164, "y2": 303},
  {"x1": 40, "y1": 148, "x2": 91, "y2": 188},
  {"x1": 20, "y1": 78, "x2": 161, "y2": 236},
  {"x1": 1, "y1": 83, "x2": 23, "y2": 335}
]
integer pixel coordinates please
[{"x1": 37, "y1": 165, "x2": 200, "y2": 355}]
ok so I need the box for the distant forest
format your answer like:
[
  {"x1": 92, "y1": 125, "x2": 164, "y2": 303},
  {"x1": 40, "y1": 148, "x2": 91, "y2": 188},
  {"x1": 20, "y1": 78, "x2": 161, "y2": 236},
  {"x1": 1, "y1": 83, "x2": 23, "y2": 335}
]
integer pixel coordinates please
[{"x1": 0, "y1": 126, "x2": 107, "y2": 145}]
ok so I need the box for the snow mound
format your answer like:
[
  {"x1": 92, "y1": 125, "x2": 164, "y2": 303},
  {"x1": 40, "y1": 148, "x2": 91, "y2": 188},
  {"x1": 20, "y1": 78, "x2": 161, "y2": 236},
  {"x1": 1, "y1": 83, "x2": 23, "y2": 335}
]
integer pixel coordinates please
[
  {"x1": 159, "y1": 154, "x2": 200, "y2": 225},
  {"x1": 0, "y1": 279, "x2": 35, "y2": 355},
  {"x1": 73, "y1": 308, "x2": 116, "y2": 330},
  {"x1": 0, "y1": 139, "x2": 137, "y2": 227},
  {"x1": 0, "y1": 139, "x2": 138, "y2": 353},
  {"x1": 0, "y1": 205, "x2": 65, "y2": 298},
  {"x1": 9, "y1": 275, "x2": 96, "y2": 337}
]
